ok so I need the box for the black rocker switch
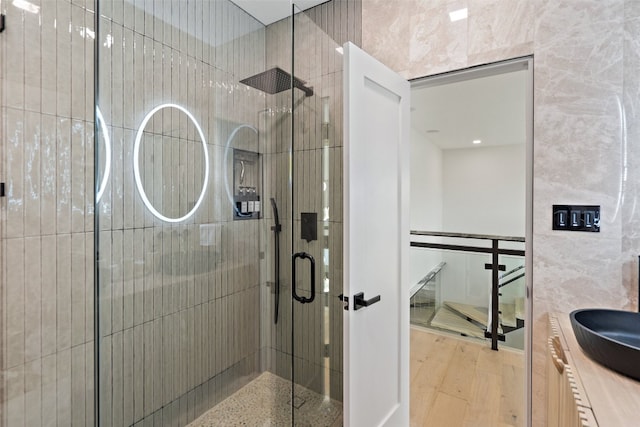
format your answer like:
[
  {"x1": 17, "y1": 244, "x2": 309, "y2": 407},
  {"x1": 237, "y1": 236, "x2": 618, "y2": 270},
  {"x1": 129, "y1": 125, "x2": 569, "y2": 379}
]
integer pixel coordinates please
[
  {"x1": 554, "y1": 209, "x2": 568, "y2": 228},
  {"x1": 584, "y1": 210, "x2": 595, "y2": 228},
  {"x1": 570, "y1": 210, "x2": 581, "y2": 228}
]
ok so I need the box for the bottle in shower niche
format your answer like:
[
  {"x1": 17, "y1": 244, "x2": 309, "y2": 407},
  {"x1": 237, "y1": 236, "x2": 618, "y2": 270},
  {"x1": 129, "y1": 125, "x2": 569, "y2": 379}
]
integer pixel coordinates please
[{"x1": 233, "y1": 149, "x2": 261, "y2": 220}]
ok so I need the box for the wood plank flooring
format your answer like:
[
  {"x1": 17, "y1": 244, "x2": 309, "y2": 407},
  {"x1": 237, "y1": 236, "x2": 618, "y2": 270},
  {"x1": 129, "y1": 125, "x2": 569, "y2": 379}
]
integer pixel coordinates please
[{"x1": 410, "y1": 327, "x2": 525, "y2": 427}]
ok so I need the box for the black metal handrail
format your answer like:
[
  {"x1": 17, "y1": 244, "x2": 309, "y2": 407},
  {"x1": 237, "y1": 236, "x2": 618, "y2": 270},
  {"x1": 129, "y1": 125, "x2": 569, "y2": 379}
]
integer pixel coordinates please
[
  {"x1": 410, "y1": 230, "x2": 525, "y2": 351},
  {"x1": 499, "y1": 264, "x2": 525, "y2": 288},
  {"x1": 500, "y1": 264, "x2": 524, "y2": 280},
  {"x1": 500, "y1": 272, "x2": 525, "y2": 288},
  {"x1": 411, "y1": 230, "x2": 525, "y2": 242}
]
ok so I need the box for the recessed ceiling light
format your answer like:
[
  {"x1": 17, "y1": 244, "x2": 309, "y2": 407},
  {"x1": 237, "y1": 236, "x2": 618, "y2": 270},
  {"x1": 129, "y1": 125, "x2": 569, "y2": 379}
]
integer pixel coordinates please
[
  {"x1": 473, "y1": 139, "x2": 482, "y2": 144},
  {"x1": 449, "y1": 8, "x2": 468, "y2": 22}
]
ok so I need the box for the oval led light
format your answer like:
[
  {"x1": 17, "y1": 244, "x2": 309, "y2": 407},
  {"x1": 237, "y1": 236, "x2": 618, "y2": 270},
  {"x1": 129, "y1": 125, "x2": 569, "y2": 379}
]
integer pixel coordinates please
[
  {"x1": 96, "y1": 107, "x2": 111, "y2": 203},
  {"x1": 133, "y1": 103, "x2": 210, "y2": 223},
  {"x1": 223, "y1": 124, "x2": 259, "y2": 217}
]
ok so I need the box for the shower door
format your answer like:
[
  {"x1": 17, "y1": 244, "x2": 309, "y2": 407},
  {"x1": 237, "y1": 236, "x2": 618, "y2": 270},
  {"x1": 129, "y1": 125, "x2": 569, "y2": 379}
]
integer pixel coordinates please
[
  {"x1": 287, "y1": 6, "x2": 410, "y2": 427},
  {"x1": 273, "y1": 5, "x2": 351, "y2": 426}
]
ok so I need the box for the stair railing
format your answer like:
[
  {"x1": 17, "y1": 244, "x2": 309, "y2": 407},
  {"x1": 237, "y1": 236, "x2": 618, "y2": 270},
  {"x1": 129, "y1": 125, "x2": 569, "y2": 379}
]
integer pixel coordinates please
[
  {"x1": 499, "y1": 264, "x2": 525, "y2": 288},
  {"x1": 410, "y1": 261, "x2": 446, "y2": 299},
  {"x1": 410, "y1": 230, "x2": 525, "y2": 351},
  {"x1": 500, "y1": 264, "x2": 524, "y2": 280}
]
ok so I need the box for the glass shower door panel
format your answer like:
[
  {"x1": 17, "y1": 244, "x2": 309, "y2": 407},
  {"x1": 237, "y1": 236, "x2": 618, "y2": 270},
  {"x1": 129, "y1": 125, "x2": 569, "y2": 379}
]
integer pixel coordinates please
[
  {"x1": 96, "y1": 0, "x2": 268, "y2": 425},
  {"x1": 289, "y1": 4, "x2": 353, "y2": 425}
]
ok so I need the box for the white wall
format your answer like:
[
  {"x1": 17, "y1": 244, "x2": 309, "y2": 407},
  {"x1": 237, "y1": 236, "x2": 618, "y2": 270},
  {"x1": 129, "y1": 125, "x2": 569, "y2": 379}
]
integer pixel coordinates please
[
  {"x1": 443, "y1": 144, "x2": 526, "y2": 237},
  {"x1": 440, "y1": 143, "x2": 526, "y2": 308},
  {"x1": 410, "y1": 137, "x2": 526, "y2": 305},
  {"x1": 409, "y1": 128, "x2": 443, "y2": 287},
  {"x1": 410, "y1": 128, "x2": 443, "y2": 231}
]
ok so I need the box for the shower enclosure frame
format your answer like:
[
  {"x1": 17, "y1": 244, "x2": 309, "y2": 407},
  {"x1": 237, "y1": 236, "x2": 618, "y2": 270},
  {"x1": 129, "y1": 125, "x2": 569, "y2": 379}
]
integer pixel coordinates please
[{"x1": 93, "y1": 1, "x2": 348, "y2": 426}]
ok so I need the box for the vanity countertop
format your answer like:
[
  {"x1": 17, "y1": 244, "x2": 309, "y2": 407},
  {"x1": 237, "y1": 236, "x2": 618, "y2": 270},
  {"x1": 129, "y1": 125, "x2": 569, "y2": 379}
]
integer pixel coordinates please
[{"x1": 550, "y1": 312, "x2": 640, "y2": 427}]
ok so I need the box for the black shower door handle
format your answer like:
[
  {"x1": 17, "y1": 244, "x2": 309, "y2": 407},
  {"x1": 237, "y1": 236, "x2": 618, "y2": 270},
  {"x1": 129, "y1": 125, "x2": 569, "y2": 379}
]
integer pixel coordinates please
[{"x1": 292, "y1": 252, "x2": 315, "y2": 304}]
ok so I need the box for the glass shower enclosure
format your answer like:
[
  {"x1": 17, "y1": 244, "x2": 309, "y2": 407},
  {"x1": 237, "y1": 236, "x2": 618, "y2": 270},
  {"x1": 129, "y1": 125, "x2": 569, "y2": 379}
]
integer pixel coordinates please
[{"x1": 95, "y1": 1, "x2": 355, "y2": 425}]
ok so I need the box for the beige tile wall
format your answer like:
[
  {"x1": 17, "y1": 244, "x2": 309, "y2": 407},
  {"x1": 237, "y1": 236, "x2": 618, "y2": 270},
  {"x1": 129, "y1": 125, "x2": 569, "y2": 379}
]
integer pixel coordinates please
[
  {"x1": 1, "y1": 0, "x2": 365, "y2": 424},
  {"x1": 1, "y1": 0, "x2": 269, "y2": 425},
  {"x1": 362, "y1": 0, "x2": 635, "y2": 425},
  {"x1": 1, "y1": 0, "x2": 95, "y2": 424},
  {"x1": 97, "y1": 0, "x2": 267, "y2": 425},
  {"x1": 622, "y1": 0, "x2": 640, "y2": 326}
]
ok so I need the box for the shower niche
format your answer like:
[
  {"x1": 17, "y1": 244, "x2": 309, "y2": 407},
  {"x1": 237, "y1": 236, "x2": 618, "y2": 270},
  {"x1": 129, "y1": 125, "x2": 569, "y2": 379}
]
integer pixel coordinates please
[{"x1": 233, "y1": 149, "x2": 262, "y2": 220}]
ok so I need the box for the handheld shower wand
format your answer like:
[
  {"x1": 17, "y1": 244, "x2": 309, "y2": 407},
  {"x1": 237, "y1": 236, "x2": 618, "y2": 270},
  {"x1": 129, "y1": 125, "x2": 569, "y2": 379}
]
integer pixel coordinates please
[{"x1": 271, "y1": 198, "x2": 282, "y2": 323}]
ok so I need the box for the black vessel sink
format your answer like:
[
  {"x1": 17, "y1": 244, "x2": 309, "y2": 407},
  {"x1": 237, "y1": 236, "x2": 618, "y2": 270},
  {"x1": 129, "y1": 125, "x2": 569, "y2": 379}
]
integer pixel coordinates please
[{"x1": 570, "y1": 309, "x2": 640, "y2": 381}]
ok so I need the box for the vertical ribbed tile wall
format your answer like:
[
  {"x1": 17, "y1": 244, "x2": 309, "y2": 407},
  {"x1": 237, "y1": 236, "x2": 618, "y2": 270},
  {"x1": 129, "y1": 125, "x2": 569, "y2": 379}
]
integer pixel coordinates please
[
  {"x1": 1, "y1": 0, "x2": 96, "y2": 425},
  {"x1": 96, "y1": 1, "x2": 266, "y2": 426},
  {"x1": 261, "y1": 0, "x2": 362, "y2": 404},
  {"x1": 0, "y1": 0, "x2": 268, "y2": 426},
  {"x1": 1, "y1": 0, "x2": 363, "y2": 425}
]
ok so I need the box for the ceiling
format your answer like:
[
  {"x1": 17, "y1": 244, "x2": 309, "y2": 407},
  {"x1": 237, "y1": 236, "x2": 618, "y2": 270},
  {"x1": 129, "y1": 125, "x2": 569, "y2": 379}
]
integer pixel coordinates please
[
  {"x1": 212, "y1": 2, "x2": 527, "y2": 151},
  {"x1": 231, "y1": 0, "x2": 328, "y2": 25},
  {"x1": 411, "y1": 70, "x2": 527, "y2": 150}
]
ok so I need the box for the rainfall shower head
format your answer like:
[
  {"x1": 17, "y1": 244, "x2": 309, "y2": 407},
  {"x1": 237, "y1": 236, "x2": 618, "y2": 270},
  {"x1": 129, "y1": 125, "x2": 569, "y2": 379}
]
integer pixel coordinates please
[{"x1": 240, "y1": 67, "x2": 314, "y2": 97}]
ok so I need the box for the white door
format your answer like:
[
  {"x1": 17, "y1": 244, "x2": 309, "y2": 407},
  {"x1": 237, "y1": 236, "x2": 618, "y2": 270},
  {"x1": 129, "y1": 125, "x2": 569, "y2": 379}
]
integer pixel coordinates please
[{"x1": 343, "y1": 42, "x2": 410, "y2": 427}]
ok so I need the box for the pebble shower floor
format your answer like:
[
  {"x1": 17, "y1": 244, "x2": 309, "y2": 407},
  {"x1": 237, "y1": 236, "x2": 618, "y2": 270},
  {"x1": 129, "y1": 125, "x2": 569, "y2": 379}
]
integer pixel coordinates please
[{"x1": 187, "y1": 372, "x2": 343, "y2": 427}]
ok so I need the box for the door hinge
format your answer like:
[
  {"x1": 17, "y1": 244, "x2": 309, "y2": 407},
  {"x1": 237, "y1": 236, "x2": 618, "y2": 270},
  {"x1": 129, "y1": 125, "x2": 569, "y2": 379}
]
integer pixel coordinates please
[
  {"x1": 324, "y1": 344, "x2": 330, "y2": 358},
  {"x1": 0, "y1": 182, "x2": 5, "y2": 197},
  {"x1": 338, "y1": 294, "x2": 349, "y2": 310},
  {"x1": 0, "y1": 14, "x2": 5, "y2": 33}
]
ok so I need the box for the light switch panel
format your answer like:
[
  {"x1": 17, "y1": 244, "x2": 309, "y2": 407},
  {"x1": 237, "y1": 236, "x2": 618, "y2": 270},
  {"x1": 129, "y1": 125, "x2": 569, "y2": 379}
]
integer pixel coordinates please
[{"x1": 553, "y1": 205, "x2": 600, "y2": 232}]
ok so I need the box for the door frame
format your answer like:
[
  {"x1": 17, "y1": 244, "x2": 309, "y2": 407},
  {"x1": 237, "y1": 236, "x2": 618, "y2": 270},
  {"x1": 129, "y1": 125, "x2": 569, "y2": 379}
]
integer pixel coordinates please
[{"x1": 409, "y1": 56, "x2": 534, "y2": 427}]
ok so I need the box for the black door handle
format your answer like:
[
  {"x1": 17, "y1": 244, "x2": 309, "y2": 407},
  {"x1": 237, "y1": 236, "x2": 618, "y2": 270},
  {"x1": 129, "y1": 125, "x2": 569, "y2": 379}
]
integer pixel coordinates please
[
  {"x1": 353, "y1": 292, "x2": 381, "y2": 311},
  {"x1": 292, "y1": 252, "x2": 315, "y2": 304}
]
